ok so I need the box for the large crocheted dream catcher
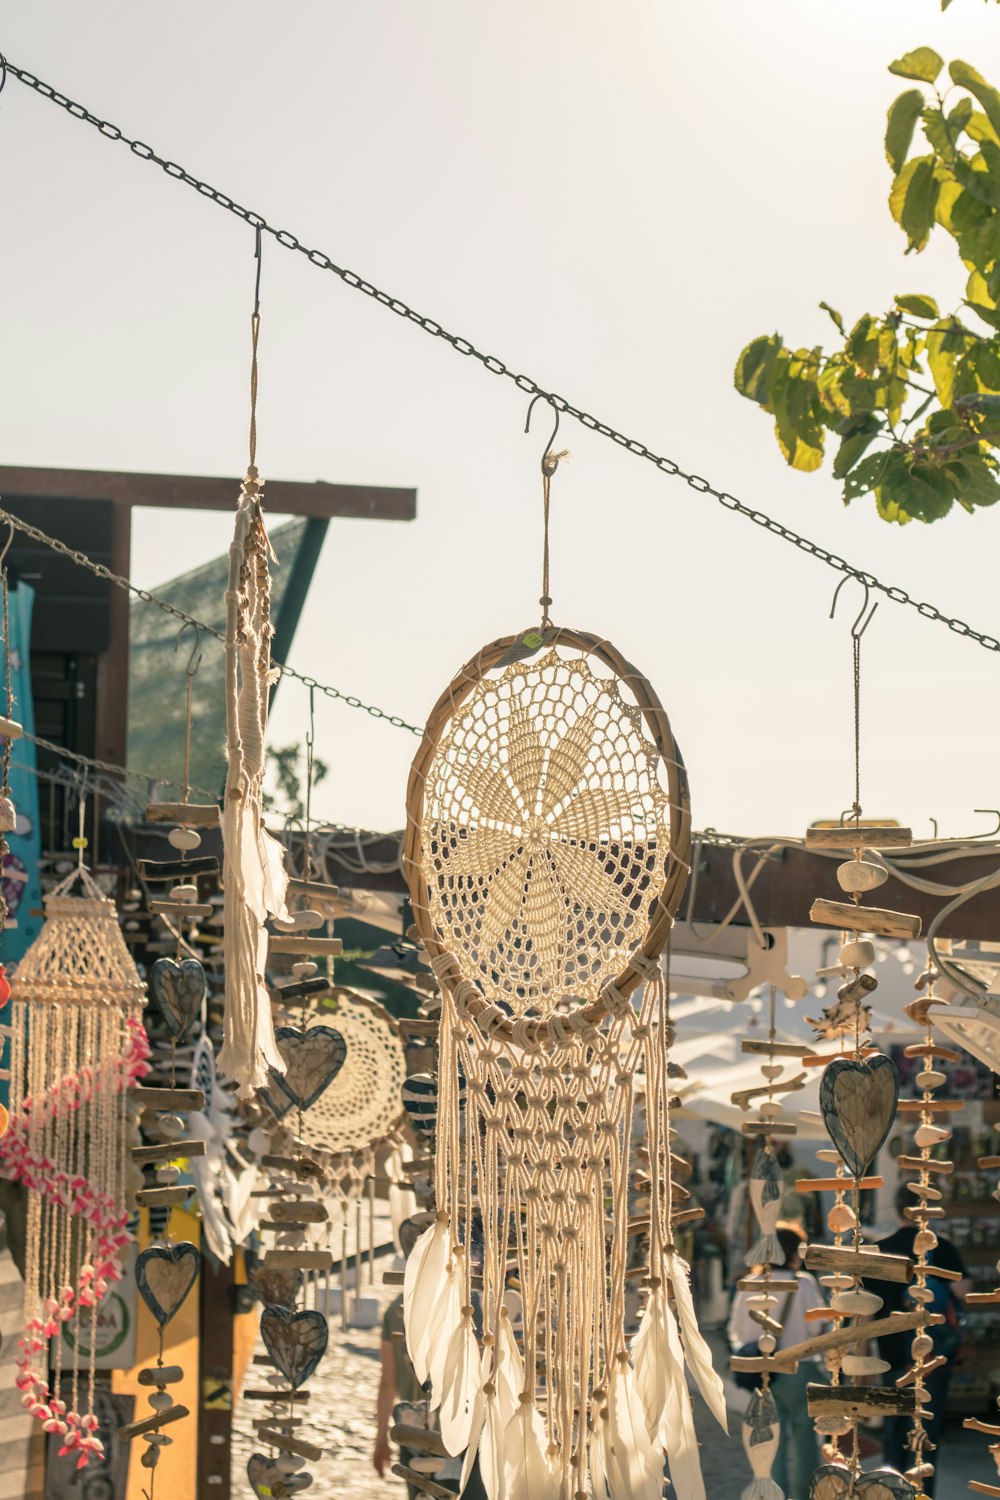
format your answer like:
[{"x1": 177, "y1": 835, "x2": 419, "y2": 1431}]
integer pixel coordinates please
[
  {"x1": 404, "y1": 626, "x2": 727, "y2": 1500},
  {"x1": 0, "y1": 867, "x2": 148, "y2": 1466}
]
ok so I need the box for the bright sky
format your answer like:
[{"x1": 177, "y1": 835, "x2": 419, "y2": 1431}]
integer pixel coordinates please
[{"x1": 2, "y1": 0, "x2": 998, "y2": 836}]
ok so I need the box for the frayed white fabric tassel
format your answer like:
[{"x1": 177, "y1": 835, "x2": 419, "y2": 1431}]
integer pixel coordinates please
[
  {"x1": 404, "y1": 1216, "x2": 450, "y2": 1384},
  {"x1": 605, "y1": 1364, "x2": 664, "y2": 1500},
  {"x1": 218, "y1": 480, "x2": 289, "y2": 1097},
  {"x1": 667, "y1": 1248, "x2": 729, "y2": 1432},
  {"x1": 440, "y1": 1307, "x2": 483, "y2": 1455},
  {"x1": 502, "y1": 1400, "x2": 556, "y2": 1500}
]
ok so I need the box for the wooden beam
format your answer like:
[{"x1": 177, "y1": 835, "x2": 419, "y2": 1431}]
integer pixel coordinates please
[{"x1": 0, "y1": 465, "x2": 417, "y2": 522}]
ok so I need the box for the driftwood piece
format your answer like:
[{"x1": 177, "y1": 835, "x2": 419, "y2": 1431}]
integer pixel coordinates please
[
  {"x1": 138, "y1": 857, "x2": 219, "y2": 882},
  {"x1": 146, "y1": 801, "x2": 220, "y2": 826},
  {"x1": 742, "y1": 1121, "x2": 797, "y2": 1137},
  {"x1": 966, "y1": 1291, "x2": 1000, "y2": 1306},
  {"x1": 771, "y1": 1310, "x2": 937, "y2": 1369},
  {"x1": 119, "y1": 1405, "x2": 191, "y2": 1441},
  {"x1": 133, "y1": 1086, "x2": 206, "y2": 1111},
  {"x1": 805, "y1": 1244, "x2": 913, "y2": 1283},
  {"x1": 244, "y1": 1389, "x2": 310, "y2": 1403},
  {"x1": 731, "y1": 1354, "x2": 798, "y2": 1375},
  {"x1": 150, "y1": 900, "x2": 214, "y2": 920},
  {"x1": 263, "y1": 1250, "x2": 333, "y2": 1271},
  {"x1": 391, "y1": 1425, "x2": 449, "y2": 1457},
  {"x1": 795, "y1": 1176, "x2": 882, "y2": 1193},
  {"x1": 741, "y1": 1040, "x2": 814, "y2": 1058},
  {"x1": 806, "y1": 825, "x2": 912, "y2": 850},
  {"x1": 268, "y1": 1200, "x2": 328, "y2": 1224},
  {"x1": 131, "y1": 1139, "x2": 206, "y2": 1165},
  {"x1": 810, "y1": 898, "x2": 921, "y2": 939},
  {"x1": 904, "y1": 1042, "x2": 962, "y2": 1062},
  {"x1": 392, "y1": 1465, "x2": 453, "y2": 1500},
  {"x1": 732, "y1": 1073, "x2": 807, "y2": 1110},
  {"x1": 268, "y1": 935, "x2": 344, "y2": 957},
  {"x1": 255, "y1": 1427, "x2": 323, "y2": 1461},
  {"x1": 969, "y1": 1484, "x2": 1000, "y2": 1498},
  {"x1": 895, "y1": 1098, "x2": 963, "y2": 1114},
  {"x1": 896, "y1": 1156, "x2": 953, "y2": 1174},
  {"x1": 135, "y1": 1186, "x2": 190, "y2": 1208},
  {"x1": 965, "y1": 1419, "x2": 1000, "y2": 1437},
  {"x1": 806, "y1": 1384, "x2": 917, "y2": 1420},
  {"x1": 736, "y1": 1277, "x2": 800, "y2": 1294},
  {"x1": 897, "y1": 1355, "x2": 947, "y2": 1385},
  {"x1": 138, "y1": 1365, "x2": 184, "y2": 1386}
]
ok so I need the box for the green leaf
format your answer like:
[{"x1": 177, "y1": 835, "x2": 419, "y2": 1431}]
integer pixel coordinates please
[
  {"x1": 973, "y1": 341, "x2": 1000, "y2": 388},
  {"x1": 819, "y1": 301, "x2": 846, "y2": 336},
  {"x1": 950, "y1": 61, "x2": 1000, "y2": 147},
  {"x1": 901, "y1": 461, "x2": 956, "y2": 521},
  {"x1": 842, "y1": 449, "x2": 892, "y2": 503},
  {"x1": 944, "y1": 453, "x2": 1000, "y2": 509},
  {"x1": 901, "y1": 158, "x2": 940, "y2": 250},
  {"x1": 890, "y1": 48, "x2": 944, "y2": 84},
  {"x1": 968, "y1": 111, "x2": 1000, "y2": 147},
  {"x1": 885, "y1": 90, "x2": 926, "y2": 172},
  {"x1": 948, "y1": 98, "x2": 974, "y2": 138},
  {"x1": 832, "y1": 417, "x2": 884, "y2": 479},
  {"x1": 734, "y1": 335, "x2": 781, "y2": 405},
  {"x1": 894, "y1": 294, "x2": 940, "y2": 319},
  {"x1": 927, "y1": 317, "x2": 965, "y2": 404},
  {"x1": 890, "y1": 155, "x2": 929, "y2": 230}
]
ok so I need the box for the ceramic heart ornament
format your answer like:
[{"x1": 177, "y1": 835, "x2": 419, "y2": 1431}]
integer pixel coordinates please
[
  {"x1": 810, "y1": 1464, "x2": 915, "y2": 1500},
  {"x1": 820, "y1": 1052, "x2": 900, "y2": 1179},
  {"x1": 250, "y1": 1264, "x2": 302, "y2": 1309},
  {"x1": 260, "y1": 1305, "x2": 329, "y2": 1388},
  {"x1": 136, "y1": 1241, "x2": 201, "y2": 1327},
  {"x1": 247, "y1": 1453, "x2": 313, "y2": 1498},
  {"x1": 150, "y1": 957, "x2": 207, "y2": 1041},
  {"x1": 270, "y1": 1026, "x2": 346, "y2": 1111}
]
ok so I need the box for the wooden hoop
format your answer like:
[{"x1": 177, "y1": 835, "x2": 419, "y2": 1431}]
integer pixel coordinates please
[{"x1": 403, "y1": 626, "x2": 692, "y2": 1044}]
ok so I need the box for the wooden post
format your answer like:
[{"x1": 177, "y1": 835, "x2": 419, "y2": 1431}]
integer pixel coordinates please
[{"x1": 196, "y1": 1251, "x2": 236, "y2": 1500}]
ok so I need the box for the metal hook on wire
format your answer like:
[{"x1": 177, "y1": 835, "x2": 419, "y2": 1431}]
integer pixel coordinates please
[
  {"x1": 830, "y1": 574, "x2": 878, "y2": 639},
  {"x1": 525, "y1": 394, "x2": 564, "y2": 478},
  {"x1": 0, "y1": 522, "x2": 14, "y2": 572},
  {"x1": 253, "y1": 224, "x2": 263, "y2": 318},
  {"x1": 175, "y1": 621, "x2": 204, "y2": 678}
]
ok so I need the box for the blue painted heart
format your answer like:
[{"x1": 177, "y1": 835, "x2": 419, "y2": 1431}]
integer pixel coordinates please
[
  {"x1": 150, "y1": 957, "x2": 207, "y2": 1041},
  {"x1": 260, "y1": 1305, "x2": 328, "y2": 1388},
  {"x1": 270, "y1": 1026, "x2": 347, "y2": 1111},
  {"x1": 136, "y1": 1241, "x2": 201, "y2": 1327},
  {"x1": 820, "y1": 1052, "x2": 900, "y2": 1179}
]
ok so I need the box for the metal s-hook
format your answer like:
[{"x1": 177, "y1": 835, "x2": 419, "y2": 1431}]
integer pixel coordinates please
[
  {"x1": 175, "y1": 621, "x2": 204, "y2": 678},
  {"x1": 525, "y1": 394, "x2": 563, "y2": 478},
  {"x1": 830, "y1": 574, "x2": 878, "y2": 639}
]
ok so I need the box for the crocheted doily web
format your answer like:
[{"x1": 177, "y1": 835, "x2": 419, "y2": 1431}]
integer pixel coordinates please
[
  {"x1": 420, "y1": 645, "x2": 673, "y2": 1017},
  {"x1": 299, "y1": 1003, "x2": 405, "y2": 1159}
]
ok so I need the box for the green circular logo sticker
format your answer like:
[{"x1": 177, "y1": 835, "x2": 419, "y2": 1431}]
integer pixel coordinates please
[{"x1": 63, "y1": 1291, "x2": 130, "y2": 1359}]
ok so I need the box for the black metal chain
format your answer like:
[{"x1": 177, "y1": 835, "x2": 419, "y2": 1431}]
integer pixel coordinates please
[
  {"x1": 0, "y1": 506, "x2": 423, "y2": 733},
  {"x1": 5, "y1": 57, "x2": 1000, "y2": 660}
]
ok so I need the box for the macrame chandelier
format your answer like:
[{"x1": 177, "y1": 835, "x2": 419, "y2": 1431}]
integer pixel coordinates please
[
  {"x1": 403, "y1": 624, "x2": 727, "y2": 1499},
  {"x1": 1, "y1": 866, "x2": 148, "y2": 1465}
]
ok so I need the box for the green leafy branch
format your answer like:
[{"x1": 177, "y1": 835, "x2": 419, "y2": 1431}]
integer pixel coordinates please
[{"x1": 734, "y1": 48, "x2": 1000, "y2": 523}]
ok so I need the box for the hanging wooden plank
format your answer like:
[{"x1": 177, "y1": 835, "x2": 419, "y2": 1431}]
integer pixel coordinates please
[
  {"x1": 131, "y1": 1139, "x2": 206, "y2": 1165},
  {"x1": 254, "y1": 1427, "x2": 323, "y2": 1461},
  {"x1": 119, "y1": 1405, "x2": 191, "y2": 1441},
  {"x1": 146, "y1": 802, "x2": 221, "y2": 826},
  {"x1": 770, "y1": 1310, "x2": 937, "y2": 1368},
  {"x1": 806, "y1": 825, "x2": 912, "y2": 850},
  {"x1": 133, "y1": 1086, "x2": 206, "y2": 1111},
  {"x1": 806, "y1": 1385, "x2": 916, "y2": 1420},
  {"x1": 804, "y1": 1244, "x2": 913, "y2": 1282}
]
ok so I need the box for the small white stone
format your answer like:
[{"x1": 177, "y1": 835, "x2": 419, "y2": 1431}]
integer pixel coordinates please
[
  {"x1": 839, "y1": 939, "x2": 876, "y2": 969},
  {"x1": 168, "y1": 883, "x2": 199, "y2": 903},
  {"x1": 841, "y1": 1354, "x2": 890, "y2": 1376},
  {"x1": 158, "y1": 1115, "x2": 185, "y2": 1140},
  {"x1": 837, "y1": 859, "x2": 887, "y2": 894},
  {"x1": 168, "y1": 828, "x2": 201, "y2": 851},
  {"x1": 758, "y1": 1334, "x2": 777, "y2": 1355},
  {"x1": 831, "y1": 1288, "x2": 882, "y2": 1316},
  {"x1": 291, "y1": 961, "x2": 318, "y2": 979},
  {"x1": 915, "y1": 1124, "x2": 951, "y2": 1149},
  {"x1": 916, "y1": 1070, "x2": 946, "y2": 1090},
  {"x1": 156, "y1": 1165, "x2": 181, "y2": 1185},
  {"x1": 148, "y1": 1391, "x2": 174, "y2": 1412}
]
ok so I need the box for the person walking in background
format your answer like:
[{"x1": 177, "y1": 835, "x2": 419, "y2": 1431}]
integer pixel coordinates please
[
  {"x1": 865, "y1": 1184, "x2": 971, "y2": 1496},
  {"x1": 729, "y1": 1224, "x2": 830, "y2": 1496}
]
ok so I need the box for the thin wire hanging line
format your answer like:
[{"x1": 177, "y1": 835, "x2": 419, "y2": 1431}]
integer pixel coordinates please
[
  {"x1": 0, "y1": 504, "x2": 423, "y2": 734},
  {"x1": 525, "y1": 395, "x2": 569, "y2": 631},
  {"x1": 830, "y1": 576, "x2": 878, "y2": 862},
  {"x1": 4, "y1": 58, "x2": 1000, "y2": 662},
  {"x1": 249, "y1": 225, "x2": 262, "y2": 474}
]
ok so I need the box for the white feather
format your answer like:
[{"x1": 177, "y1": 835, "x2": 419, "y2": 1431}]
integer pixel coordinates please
[
  {"x1": 662, "y1": 1293, "x2": 707, "y2": 1500},
  {"x1": 495, "y1": 1312, "x2": 525, "y2": 1428},
  {"x1": 631, "y1": 1286, "x2": 673, "y2": 1443},
  {"x1": 605, "y1": 1365, "x2": 663, "y2": 1500},
  {"x1": 427, "y1": 1253, "x2": 465, "y2": 1410},
  {"x1": 470, "y1": 1391, "x2": 506, "y2": 1500},
  {"x1": 589, "y1": 1413, "x2": 610, "y2": 1500},
  {"x1": 440, "y1": 1313, "x2": 483, "y2": 1455},
  {"x1": 668, "y1": 1248, "x2": 729, "y2": 1433},
  {"x1": 502, "y1": 1400, "x2": 556, "y2": 1500},
  {"x1": 404, "y1": 1219, "x2": 450, "y2": 1384},
  {"x1": 460, "y1": 1357, "x2": 488, "y2": 1496}
]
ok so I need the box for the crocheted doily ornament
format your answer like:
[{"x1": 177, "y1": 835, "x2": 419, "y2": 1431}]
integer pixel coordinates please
[{"x1": 1, "y1": 868, "x2": 148, "y2": 1467}]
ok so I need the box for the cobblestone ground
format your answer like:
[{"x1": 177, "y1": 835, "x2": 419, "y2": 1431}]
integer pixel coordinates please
[{"x1": 234, "y1": 1259, "x2": 995, "y2": 1500}]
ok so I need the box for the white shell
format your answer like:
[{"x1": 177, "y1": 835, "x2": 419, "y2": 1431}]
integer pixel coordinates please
[
  {"x1": 827, "y1": 1203, "x2": 858, "y2": 1234},
  {"x1": 831, "y1": 1288, "x2": 882, "y2": 1316},
  {"x1": 168, "y1": 883, "x2": 199, "y2": 903},
  {"x1": 291, "y1": 961, "x2": 318, "y2": 979},
  {"x1": 819, "y1": 1273, "x2": 854, "y2": 1290},
  {"x1": 839, "y1": 939, "x2": 876, "y2": 968},
  {"x1": 759, "y1": 1102, "x2": 783, "y2": 1120},
  {"x1": 148, "y1": 1391, "x2": 174, "y2": 1412},
  {"x1": 915, "y1": 1124, "x2": 950, "y2": 1148},
  {"x1": 758, "y1": 1333, "x2": 777, "y2": 1354},
  {"x1": 0, "y1": 794, "x2": 16, "y2": 833},
  {"x1": 271, "y1": 910, "x2": 325, "y2": 933},
  {"x1": 916, "y1": 1070, "x2": 946, "y2": 1090},
  {"x1": 167, "y1": 828, "x2": 201, "y2": 851},
  {"x1": 837, "y1": 859, "x2": 888, "y2": 893}
]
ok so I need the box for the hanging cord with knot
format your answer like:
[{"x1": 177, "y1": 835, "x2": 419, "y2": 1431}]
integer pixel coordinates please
[{"x1": 525, "y1": 395, "x2": 569, "y2": 630}]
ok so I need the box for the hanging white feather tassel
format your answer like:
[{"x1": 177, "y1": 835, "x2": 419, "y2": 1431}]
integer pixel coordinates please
[
  {"x1": 495, "y1": 1310, "x2": 524, "y2": 1429},
  {"x1": 502, "y1": 1400, "x2": 556, "y2": 1500},
  {"x1": 589, "y1": 1411, "x2": 610, "y2": 1500},
  {"x1": 667, "y1": 1249, "x2": 729, "y2": 1432},
  {"x1": 464, "y1": 1388, "x2": 506, "y2": 1500},
  {"x1": 662, "y1": 1289, "x2": 707, "y2": 1500},
  {"x1": 427, "y1": 1250, "x2": 465, "y2": 1410},
  {"x1": 631, "y1": 1286, "x2": 673, "y2": 1443},
  {"x1": 605, "y1": 1364, "x2": 663, "y2": 1500},
  {"x1": 404, "y1": 1217, "x2": 450, "y2": 1384},
  {"x1": 440, "y1": 1309, "x2": 483, "y2": 1455}
]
